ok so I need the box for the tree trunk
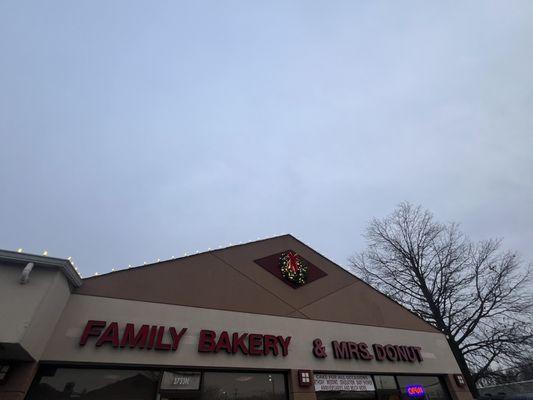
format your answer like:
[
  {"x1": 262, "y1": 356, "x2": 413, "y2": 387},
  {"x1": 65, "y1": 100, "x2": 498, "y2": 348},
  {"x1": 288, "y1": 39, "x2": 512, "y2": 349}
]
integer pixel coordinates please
[{"x1": 447, "y1": 337, "x2": 479, "y2": 397}]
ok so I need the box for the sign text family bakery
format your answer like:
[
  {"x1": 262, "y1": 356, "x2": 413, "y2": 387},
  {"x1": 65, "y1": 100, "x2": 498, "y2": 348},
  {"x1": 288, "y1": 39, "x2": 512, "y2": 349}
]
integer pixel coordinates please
[{"x1": 79, "y1": 320, "x2": 423, "y2": 363}]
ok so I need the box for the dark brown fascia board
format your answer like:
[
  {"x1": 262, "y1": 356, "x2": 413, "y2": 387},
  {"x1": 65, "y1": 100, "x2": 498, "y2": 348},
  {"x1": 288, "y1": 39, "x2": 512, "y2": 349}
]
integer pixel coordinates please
[{"x1": 0, "y1": 249, "x2": 82, "y2": 288}]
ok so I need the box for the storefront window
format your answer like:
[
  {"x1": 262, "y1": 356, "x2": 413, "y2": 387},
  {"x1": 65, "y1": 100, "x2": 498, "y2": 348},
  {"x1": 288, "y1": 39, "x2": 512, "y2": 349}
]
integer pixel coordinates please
[
  {"x1": 26, "y1": 366, "x2": 161, "y2": 400},
  {"x1": 26, "y1": 367, "x2": 450, "y2": 400},
  {"x1": 396, "y1": 376, "x2": 450, "y2": 400},
  {"x1": 374, "y1": 375, "x2": 401, "y2": 400},
  {"x1": 314, "y1": 374, "x2": 450, "y2": 400},
  {"x1": 159, "y1": 371, "x2": 286, "y2": 400},
  {"x1": 26, "y1": 367, "x2": 287, "y2": 400}
]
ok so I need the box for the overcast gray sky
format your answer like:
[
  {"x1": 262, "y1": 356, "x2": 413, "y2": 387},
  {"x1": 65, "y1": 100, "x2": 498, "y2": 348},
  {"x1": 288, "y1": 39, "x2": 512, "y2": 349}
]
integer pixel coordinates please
[{"x1": 1, "y1": 1, "x2": 532, "y2": 279}]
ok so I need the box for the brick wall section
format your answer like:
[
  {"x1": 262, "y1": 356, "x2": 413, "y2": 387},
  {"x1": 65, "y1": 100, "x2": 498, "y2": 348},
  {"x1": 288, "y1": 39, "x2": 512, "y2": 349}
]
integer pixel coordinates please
[{"x1": 0, "y1": 362, "x2": 38, "y2": 400}]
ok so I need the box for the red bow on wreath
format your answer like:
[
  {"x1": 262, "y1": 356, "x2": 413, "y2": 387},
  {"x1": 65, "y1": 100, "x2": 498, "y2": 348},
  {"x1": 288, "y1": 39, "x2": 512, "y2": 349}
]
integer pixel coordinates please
[{"x1": 287, "y1": 251, "x2": 300, "y2": 273}]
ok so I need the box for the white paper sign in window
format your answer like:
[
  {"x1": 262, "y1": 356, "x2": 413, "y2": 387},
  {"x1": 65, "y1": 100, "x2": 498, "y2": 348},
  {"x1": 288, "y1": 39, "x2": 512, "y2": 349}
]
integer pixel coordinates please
[
  {"x1": 160, "y1": 371, "x2": 201, "y2": 393},
  {"x1": 314, "y1": 374, "x2": 375, "y2": 392}
]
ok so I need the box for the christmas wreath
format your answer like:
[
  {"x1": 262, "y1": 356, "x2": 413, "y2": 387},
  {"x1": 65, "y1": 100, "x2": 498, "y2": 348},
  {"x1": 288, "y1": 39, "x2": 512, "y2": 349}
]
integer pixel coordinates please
[{"x1": 279, "y1": 251, "x2": 308, "y2": 285}]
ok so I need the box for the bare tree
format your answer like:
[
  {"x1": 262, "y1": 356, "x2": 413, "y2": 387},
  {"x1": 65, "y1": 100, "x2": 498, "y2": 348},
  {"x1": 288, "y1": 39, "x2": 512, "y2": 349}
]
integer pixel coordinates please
[
  {"x1": 349, "y1": 203, "x2": 533, "y2": 396},
  {"x1": 481, "y1": 358, "x2": 533, "y2": 386}
]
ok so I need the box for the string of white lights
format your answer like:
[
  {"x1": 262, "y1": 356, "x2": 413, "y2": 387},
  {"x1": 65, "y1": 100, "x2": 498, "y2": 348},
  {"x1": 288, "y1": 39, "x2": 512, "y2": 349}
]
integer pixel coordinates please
[{"x1": 12, "y1": 235, "x2": 281, "y2": 278}]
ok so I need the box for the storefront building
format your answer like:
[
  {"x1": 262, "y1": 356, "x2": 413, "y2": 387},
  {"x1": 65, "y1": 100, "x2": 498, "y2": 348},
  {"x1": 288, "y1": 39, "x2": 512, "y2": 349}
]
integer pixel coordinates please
[{"x1": 0, "y1": 235, "x2": 472, "y2": 400}]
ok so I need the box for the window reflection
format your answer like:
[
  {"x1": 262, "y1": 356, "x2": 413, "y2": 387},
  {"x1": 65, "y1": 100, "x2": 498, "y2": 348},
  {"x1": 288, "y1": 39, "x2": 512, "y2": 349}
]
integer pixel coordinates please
[
  {"x1": 26, "y1": 367, "x2": 449, "y2": 400},
  {"x1": 27, "y1": 368, "x2": 287, "y2": 400},
  {"x1": 27, "y1": 367, "x2": 160, "y2": 400},
  {"x1": 396, "y1": 376, "x2": 449, "y2": 400},
  {"x1": 315, "y1": 375, "x2": 450, "y2": 400},
  {"x1": 374, "y1": 375, "x2": 401, "y2": 400},
  {"x1": 161, "y1": 371, "x2": 286, "y2": 400}
]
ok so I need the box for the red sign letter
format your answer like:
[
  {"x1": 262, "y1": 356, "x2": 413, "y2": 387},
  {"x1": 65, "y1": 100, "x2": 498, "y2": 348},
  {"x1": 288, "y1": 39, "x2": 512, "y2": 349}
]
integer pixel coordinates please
[
  {"x1": 79, "y1": 320, "x2": 106, "y2": 346},
  {"x1": 198, "y1": 330, "x2": 216, "y2": 352}
]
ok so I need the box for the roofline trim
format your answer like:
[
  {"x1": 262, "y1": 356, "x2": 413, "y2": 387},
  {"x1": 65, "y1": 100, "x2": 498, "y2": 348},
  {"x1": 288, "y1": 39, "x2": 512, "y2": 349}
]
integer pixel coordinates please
[{"x1": 0, "y1": 249, "x2": 82, "y2": 288}]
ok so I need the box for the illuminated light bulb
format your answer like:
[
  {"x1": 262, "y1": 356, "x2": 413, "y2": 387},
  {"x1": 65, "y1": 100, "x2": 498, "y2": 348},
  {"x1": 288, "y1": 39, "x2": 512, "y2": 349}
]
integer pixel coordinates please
[
  {"x1": 157, "y1": 258, "x2": 160, "y2": 262},
  {"x1": 143, "y1": 262, "x2": 146, "y2": 265},
  {"x1": 208, "y1": 248, "x2": 211, "y2": 251},
  {"x1": 171, "y1": 256, "x2": 175, "y2": 259},
  {"x1": 184, "y1": 252, "x2": 188, "y2": 256},
  {"x1": 94, "y1": 272, "x2": 99, "y2": 276},
  {"x1": 43, "y1": 250, "x2": 48, "y2": 256},
  {"x1": 111, "y1": 268, "x2": 115, "y2": 272},
  {"x1": 128, "y1": 264, "x2": 132, "y2": 268},
  {"x1": 17, "y1": 248, "x2": 23, "y2": 253}
]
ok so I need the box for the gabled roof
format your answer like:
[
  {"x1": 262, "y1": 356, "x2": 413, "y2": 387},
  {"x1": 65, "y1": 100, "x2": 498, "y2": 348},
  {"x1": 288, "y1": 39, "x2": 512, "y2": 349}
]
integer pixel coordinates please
[{"x1": 76, "y1": 234, "x2": 438, "y2": 333}]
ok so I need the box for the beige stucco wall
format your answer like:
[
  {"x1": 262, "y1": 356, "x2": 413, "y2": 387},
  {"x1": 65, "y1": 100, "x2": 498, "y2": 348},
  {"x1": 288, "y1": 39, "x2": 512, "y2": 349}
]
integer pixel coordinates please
[
  {"x1": 43, "y1": 294, "x2": 461, "y2": 374},
  {"x1": 0, "y1": 264, "x2": 71, "y2": 360},
  {"x1": 21, "y1": 270, "x2": 71, "y2": 359},
  {"x1": 0, "y1": 264, "x2": 54, "y2": 344}
]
